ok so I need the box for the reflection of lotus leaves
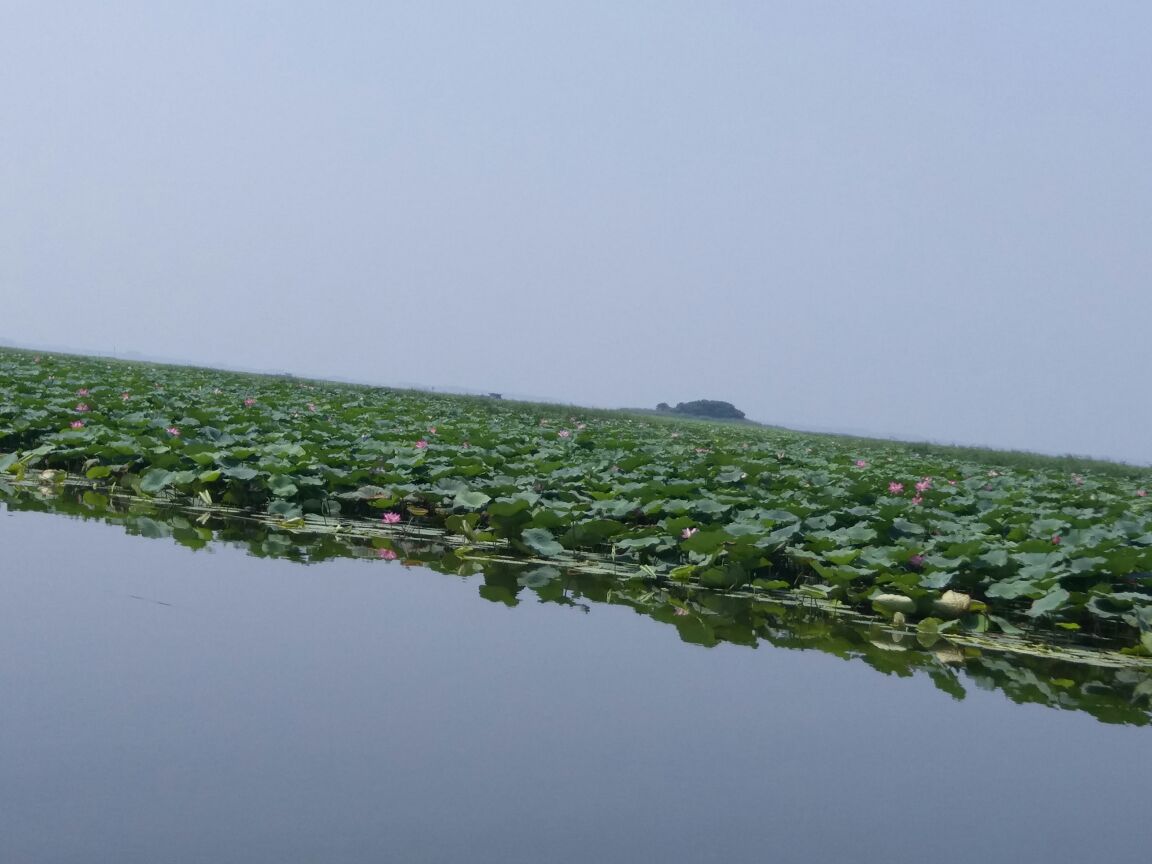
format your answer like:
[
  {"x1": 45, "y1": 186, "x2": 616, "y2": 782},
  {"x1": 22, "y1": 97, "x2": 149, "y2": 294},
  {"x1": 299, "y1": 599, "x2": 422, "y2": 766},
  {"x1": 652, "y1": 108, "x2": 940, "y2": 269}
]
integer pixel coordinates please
[
  {"x1": 3, "y1": 478, "x2": 1152, "y2": 726},
  {"x1": 934, "y1": 648, "x2": 965, "y2": 665},
  {"x1": 869, "y1": 639, "x2": 908, "y2": 652},
  {"x1": 517, "y1": 566, "x2": 561, "y2": 588}
]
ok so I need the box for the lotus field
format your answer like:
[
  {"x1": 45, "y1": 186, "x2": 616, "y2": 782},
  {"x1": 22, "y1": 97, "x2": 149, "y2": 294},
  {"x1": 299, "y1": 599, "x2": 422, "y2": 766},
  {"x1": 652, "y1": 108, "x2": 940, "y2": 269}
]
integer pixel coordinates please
[{"x1": 2, "y1": 347, "x2": 1151, "y2": 653}]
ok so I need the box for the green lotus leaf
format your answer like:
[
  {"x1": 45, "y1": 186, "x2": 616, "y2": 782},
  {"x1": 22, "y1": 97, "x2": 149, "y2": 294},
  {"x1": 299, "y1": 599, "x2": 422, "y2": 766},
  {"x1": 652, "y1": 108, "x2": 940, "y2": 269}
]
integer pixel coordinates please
[
  {"x1": 453, "y1": 490, "x2": 492, "y2": 510},
  {"x1": 521, "y1": 527, "x2": 565, "y2": 557},
  {"x1": 221, "y1": 465, "x2": 260, "y2": 481},
  {"x1": 268, "y1": 475, "x2": 299, "y2": 497},
  {"x1": 1027, "y1": 588, "x2": 1071, "y2": 618},
  {"x1": 139, "y1": 468, "x2": 174, "y2": 493},
  {"x1": 268, "y1": 499, "x2": 303, "y2": 520},
  {"x1": 919, "y1": 571, "x2": 955, "y2": 589}
]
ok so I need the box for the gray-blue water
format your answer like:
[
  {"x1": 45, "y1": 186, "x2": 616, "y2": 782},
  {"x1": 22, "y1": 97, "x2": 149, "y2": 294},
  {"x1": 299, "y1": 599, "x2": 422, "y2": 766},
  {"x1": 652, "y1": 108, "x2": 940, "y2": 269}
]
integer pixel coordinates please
[{"x1": 1, "y1": 504, "x2": 1149, "y2": 863}]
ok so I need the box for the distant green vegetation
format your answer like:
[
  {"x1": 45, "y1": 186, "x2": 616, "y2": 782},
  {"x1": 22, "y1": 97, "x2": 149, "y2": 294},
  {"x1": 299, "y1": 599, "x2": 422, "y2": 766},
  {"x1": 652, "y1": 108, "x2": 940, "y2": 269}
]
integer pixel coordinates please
[
  {"x1": 656, "y1": 399, "x2": 747, "y2": 420},
  {"x1": 812, "y1": 432, "x2": 1151, "y2": 481},
  {"x1": 2, "y1": 346, "x2": 1151, "y2": 651}
]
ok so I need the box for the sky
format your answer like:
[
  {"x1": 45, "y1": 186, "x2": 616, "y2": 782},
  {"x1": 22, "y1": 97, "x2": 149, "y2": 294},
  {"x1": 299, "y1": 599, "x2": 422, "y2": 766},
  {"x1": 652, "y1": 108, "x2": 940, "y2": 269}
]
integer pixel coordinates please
[{"x1": 2, "y1": 2, "x2": 1149, "y2": 463}]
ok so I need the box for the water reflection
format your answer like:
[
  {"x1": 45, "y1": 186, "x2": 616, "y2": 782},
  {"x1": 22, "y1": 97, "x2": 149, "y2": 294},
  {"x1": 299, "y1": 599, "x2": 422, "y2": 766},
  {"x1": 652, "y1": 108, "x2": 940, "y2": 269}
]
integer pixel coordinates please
[{"x1": 4, "y1": 481, "x2": 1151, "y2": 726}]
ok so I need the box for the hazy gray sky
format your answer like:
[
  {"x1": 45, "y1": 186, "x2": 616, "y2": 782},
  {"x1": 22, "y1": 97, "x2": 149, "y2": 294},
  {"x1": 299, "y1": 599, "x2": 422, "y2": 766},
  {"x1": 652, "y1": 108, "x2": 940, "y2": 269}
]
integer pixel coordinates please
[{"x1": 2, "y1": 2, "x2": 1149, "y2": 463}]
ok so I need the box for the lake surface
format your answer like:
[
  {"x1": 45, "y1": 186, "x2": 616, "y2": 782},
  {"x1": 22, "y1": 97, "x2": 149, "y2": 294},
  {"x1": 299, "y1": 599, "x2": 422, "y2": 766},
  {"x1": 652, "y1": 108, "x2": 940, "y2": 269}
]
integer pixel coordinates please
[{"x1": 2, "y1": 499, "x2": 1150, "y2": 863}]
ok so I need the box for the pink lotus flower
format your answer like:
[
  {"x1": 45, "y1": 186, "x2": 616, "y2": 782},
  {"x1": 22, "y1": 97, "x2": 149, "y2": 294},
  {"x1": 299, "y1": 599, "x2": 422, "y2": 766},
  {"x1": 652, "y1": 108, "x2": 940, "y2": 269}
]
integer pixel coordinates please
[
  {"x1": 75, "y1": 403, "x2": 90, "y2": 413},
  {"x1": 243, "y1": 398, "x2": 255, "y2": 407},
  {"x1": 558, "y1": 429, "x2": 571, "y2": 438},
  {"x1": 911, "y1": 494, "x2": 924, "y2": 506},
  {"x1": 70, "y1": 420, "x2": 85, "y2": 429},
  {"x1": 915, "y1": 478, "x2": 932, "y2": 493},
  {"x1": 908, "y1": 554, "x2": 925, "y2": 569},
  {"x1": 673, "y1": 607, "x2": 690, "y2": 617},
  {"x1": 1138, "y1": 490, "x2": 1148, "y2": 497},
  {"x1": 681, "y1": 527, "x2": 698, "y2": 539},
  {"x1": 855, "y1": 460, "x2": 868, "y2": 468},
  {"x1": 76, "y1": 388, "x2": 89, "y2": 396},
  {"x1": 381, "y1": 512, "x2": 402, "y2": 524},
  {"x1": 166, "y1": 426, "x2": 181, "y2": 437},
  {"x1": 376, "y1": 548, "x2": 398, "y2": 560},
  {"x1": 307, "y1": 403, "x2": 316, "y2": 412},
  {"x1": 948, "y1": 479, "x2": 957, "y2": 486},
  {"x1": 1052, "y1": 534, "x2": 1061, "y2": 545},
  {"x1": 415, "y1": 439, "x2": 428, "y2": 449},
  {"x1": 461, "y1": 441, "x2": 470, "y2": 448},
  {"x1": 428, "y1": 426, "x2": 437, "y2": 434},
  {"x1": 888, "y1": 482, "x2": 904, "y2": 494},
  {"x1": 120, "y1": 392, "x2": 131, "y2": 401}
]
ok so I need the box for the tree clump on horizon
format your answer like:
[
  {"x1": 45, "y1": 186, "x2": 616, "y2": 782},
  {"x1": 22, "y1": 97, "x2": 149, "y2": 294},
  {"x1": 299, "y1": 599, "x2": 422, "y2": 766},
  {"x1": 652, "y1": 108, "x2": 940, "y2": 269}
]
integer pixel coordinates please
[{"x1": 657, "y1": 399, "x2": 745, "y2": 420}]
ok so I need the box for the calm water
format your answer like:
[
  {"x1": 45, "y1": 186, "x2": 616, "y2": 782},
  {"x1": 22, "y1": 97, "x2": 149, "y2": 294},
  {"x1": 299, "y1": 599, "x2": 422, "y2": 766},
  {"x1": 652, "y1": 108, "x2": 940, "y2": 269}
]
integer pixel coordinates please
[{"x1": 1, "y1": 501, "x2": 1150, "y2": 864}]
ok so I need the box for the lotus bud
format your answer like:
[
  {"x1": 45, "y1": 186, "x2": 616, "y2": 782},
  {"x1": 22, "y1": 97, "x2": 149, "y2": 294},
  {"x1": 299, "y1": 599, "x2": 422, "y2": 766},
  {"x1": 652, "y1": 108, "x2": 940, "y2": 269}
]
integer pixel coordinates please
[
  {"x1": 931, "y1": 590, "x2": 972, "y2": 619},
  {"x1": 873, "y1": 593, "x2": 917, "y2": 615}
]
